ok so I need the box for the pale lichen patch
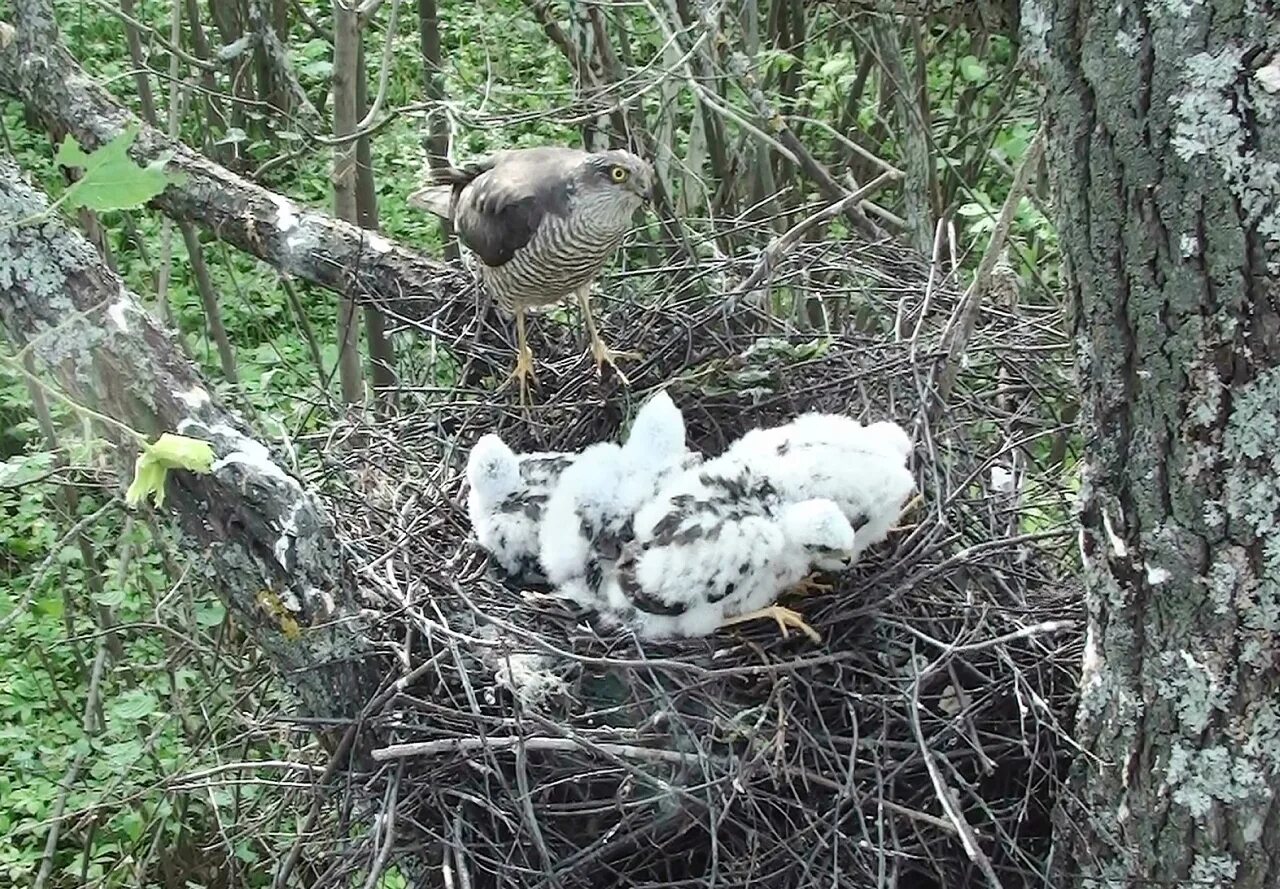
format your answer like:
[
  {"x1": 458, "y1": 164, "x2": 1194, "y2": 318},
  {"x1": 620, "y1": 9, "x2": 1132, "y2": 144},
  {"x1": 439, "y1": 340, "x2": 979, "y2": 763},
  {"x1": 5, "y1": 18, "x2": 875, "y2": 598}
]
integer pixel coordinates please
[
  {"x1": 106, "y1": 298, "x2": 131, "y2": 332},
  {"x1": 1019, "y1": 0, "x2": 1051, "y2": 68},
  {"x1": 1079, "y1": 622, "x2": 1105, "y2": 711},
  {"x1": 176, "y1": 385, "x2": 210, "y2": 409},
  {"x1": 1166, "y1": 743, "x2": 1269, "y2": 821},
  {"x1": 197, "y1": 422, "x2": 300, "y2": 492},
  {"x1": 1190, "y1": 854, "x2": 1239, "y2": 888},
  {"x1": 366, "y1": 232, "x2": 393, "y2": 254},
  {"x1": 1221, "y1": 370, "x2": 1280, "y2": 652},
  {"x1": 274, "y1": 500, "x2": 304, "y2": 568},
  {"x1": 270, "y1": 194, "x2": 300, "y2": 233},
  {"x1": 1156, "y1": 649, "x2": 1227, "y2": 734},
  {"x1": 1255, "y1": 52, "x2": 1280, "y2": 94},
  {"x1": 1156, "y1": 0, "x2": 1202, "y2": 17},
  {"x1": 1171, "y1": 46, "x2": 1280, "y2": 249},
  {"x1": 1114, "y1": 28, "x2": 1140, "y2": 58}
]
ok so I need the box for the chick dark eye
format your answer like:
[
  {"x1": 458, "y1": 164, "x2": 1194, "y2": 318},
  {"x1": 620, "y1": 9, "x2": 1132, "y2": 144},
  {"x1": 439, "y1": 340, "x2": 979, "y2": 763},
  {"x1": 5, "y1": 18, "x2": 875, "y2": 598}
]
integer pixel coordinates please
[{"x1": 610, "y1": 166, "x2": 628, "y2": 182}]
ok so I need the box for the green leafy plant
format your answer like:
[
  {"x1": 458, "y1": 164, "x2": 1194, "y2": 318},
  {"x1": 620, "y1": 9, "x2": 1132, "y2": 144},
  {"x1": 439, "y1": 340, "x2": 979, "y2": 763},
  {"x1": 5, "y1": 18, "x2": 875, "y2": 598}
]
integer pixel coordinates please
[
  {"x1": 123, "y1": 434, "x2": 215, "y2": 509},
  {"x1": 53, "y1": 124, "x2": 186, "y2": 215}
]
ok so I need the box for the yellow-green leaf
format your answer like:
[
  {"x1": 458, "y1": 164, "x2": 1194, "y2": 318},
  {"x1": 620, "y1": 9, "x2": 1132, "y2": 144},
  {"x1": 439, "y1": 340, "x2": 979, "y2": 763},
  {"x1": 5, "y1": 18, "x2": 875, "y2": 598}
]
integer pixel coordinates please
[
  {"x1": 147, "y1": 433, "x2": 216, "y2": 473},
  {"x1": 124, "y1": 433, "x2": 215, "y2": 508}
]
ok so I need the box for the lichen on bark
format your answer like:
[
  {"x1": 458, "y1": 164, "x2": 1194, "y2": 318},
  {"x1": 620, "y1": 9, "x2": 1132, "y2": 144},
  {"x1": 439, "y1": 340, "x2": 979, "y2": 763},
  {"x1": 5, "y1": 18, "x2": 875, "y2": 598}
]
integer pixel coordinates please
[{"x1": 1038, "y1": 0, "x2": 1280, "y2": 885}]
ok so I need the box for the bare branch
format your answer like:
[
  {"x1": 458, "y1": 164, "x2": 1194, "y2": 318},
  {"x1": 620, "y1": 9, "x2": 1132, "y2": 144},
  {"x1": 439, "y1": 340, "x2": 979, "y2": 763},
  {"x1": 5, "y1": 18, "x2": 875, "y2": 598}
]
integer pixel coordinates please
[{"x1": 0, "y1": 8, "x2": 469, "y2": 321}]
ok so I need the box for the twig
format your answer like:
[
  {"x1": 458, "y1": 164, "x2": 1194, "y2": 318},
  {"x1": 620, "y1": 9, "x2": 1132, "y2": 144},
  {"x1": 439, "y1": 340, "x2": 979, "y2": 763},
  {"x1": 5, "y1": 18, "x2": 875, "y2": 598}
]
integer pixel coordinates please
[
  {"x1": 932, "y1": 125, "x2": 1047, "y2": 409},
  {"x1": 909, "y1": 655, "x2": 1006, "y2": 889},
  {"x1": 372, "y1": 736, "x2": 710, "y2": 764},
  {"x1": 727, "y1": 168, "x2": 901, "y2": 308},
  {"x1": 360, "y1": 763, "x2": 402, "y2": 889}
]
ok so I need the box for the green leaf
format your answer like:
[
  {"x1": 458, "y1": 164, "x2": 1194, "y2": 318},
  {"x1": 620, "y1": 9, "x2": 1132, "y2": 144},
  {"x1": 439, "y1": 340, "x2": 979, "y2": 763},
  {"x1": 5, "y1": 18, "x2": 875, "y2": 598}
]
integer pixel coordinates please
[
  {"x1": 93, "y1": 584, "x2": 126, "y2": 609},
  {"x1": 125, "y1": 433, "x2": 215, "y2": 509},
  {"x1": 195, "y1": 600, "x2": 227, "y2": 628},
  {"x1": 958, "y1": 55, "x2": 987, "y2": 83},
  {"x1": 111, "y1": 689, "x2": 159, "y2": 721},
  {"x1": 148, "y1": 433, "x2": 216, "y2": 472},
  {"x1": 32, "y1": 597, "x2": 64, "y2": 620},
  {"x1": 819, "y1": 56, "x2": 852, "y2": 79},
  {"x1": 55, "y1": 125, "x2": 187, "y2": 213},
  {"x1": 0, "y1": 452, "x2": 54, "y2": 489},
  {"x1": 215, "y1": 127, "x2": 248, "y2": 146}
]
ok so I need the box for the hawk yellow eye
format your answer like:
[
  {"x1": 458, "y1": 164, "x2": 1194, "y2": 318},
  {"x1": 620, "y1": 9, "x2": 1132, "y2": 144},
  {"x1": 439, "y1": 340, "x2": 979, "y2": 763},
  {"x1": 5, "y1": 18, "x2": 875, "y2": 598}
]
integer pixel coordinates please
[{"x1": 610, "y1": 166, "x2": 628, "y2": 182}]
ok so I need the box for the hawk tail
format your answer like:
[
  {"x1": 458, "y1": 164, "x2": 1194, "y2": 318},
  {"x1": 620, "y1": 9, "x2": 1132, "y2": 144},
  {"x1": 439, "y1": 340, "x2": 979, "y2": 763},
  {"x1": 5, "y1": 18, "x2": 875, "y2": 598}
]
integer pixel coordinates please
[
  {"x1": 406, "y1": 185, "x2": 455, "y2": 218},
  {"x1": 408, "y1": 159, "x2": 492, "y2": 218}
]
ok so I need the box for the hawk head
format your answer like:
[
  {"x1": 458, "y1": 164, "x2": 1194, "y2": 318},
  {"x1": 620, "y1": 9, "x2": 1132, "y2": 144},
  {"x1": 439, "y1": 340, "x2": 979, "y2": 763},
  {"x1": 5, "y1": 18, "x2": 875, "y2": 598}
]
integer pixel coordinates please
[{"x1": 582, "y1": 149, "x2": 654, "y2": 206}]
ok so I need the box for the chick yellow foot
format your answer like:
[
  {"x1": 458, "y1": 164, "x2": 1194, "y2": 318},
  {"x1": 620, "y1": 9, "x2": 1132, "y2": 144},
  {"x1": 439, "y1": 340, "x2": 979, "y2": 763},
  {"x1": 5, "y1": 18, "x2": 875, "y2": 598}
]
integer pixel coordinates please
[
  {"x1": 722, "y1": 605, "x2": 822, "y2": 644},
  {"x1": 590, "y1": 337, "x2": 641, "y2": 386},
  {"x1": 890, "y1": 493, "x2": 925, "y2": 533},
  {"x1": 507, "y1": 344, "x2": 538, "y2": 405}
]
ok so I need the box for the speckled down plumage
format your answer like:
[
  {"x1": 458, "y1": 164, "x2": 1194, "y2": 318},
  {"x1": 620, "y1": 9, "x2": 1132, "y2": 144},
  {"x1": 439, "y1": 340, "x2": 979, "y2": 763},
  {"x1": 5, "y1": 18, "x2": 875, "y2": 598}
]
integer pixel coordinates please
[
  {"x1": 723, "y1": 414, "x2": 915, "y2": 568},
  {"x1": 599, "y1": 478, "x2": 857, "y2": 638},
  {"x1": 539, "y1": 390, "x2": 701, "y2": 606},
  {"x1": 465, "y1": 433, "x2": 578, "y2": 583}
]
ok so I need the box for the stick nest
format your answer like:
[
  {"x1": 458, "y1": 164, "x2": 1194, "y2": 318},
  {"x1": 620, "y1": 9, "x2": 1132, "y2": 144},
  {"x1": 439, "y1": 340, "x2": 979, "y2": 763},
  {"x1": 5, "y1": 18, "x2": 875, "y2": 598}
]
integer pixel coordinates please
[{"x1": 320, "y1": 227, "x2": 1083, "y2": 889}]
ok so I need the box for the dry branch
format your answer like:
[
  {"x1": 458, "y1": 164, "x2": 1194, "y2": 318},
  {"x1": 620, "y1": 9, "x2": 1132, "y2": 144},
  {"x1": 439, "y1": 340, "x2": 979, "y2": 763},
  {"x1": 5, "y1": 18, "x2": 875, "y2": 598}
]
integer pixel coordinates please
[
  {"x1": 246, "y1": 0, "x2": 324, "y2": 126},
  {"x1": 0, "y1": 159, "x2": 385, "y2": 721},
  {"x1": 0, "y1": 5, "x2": 471, "y2": 323}
]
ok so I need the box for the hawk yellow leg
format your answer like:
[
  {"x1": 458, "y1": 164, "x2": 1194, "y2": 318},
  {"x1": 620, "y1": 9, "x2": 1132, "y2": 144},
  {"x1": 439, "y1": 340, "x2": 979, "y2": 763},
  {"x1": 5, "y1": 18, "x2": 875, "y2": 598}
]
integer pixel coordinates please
[
  {"x1": 507, "y1": 307, "x2": 538, "y2": 405},
  {"x1": 721, "y1": 605, "x2": 822, "y2": 644},
  {"x1": 576, "y1": 288, "x2": 640, "y2": 384}
]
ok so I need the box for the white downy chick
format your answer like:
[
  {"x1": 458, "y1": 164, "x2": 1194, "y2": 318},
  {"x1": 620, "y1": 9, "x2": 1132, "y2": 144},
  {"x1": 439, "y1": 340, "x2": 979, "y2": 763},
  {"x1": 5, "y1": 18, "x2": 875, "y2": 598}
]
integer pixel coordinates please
[
  {"x1": 465, "y1": 433, "x2": 576, "y2": 582},
  {"x1": 602, "y1": 493, "x2": 855, "y2": 640},
  {"x1": 723, "y1": 416, "x2": 915, "y2": 567},
  {"x1": 539, "y1": 390, "x2": 697, "y2": 605}
]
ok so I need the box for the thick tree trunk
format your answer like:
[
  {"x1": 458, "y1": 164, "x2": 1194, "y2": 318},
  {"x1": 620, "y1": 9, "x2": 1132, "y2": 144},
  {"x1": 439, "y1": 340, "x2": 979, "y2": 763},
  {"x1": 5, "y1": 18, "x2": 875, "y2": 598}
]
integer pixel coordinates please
[
  {"x1": 1038, "y1": 1, "x2": 1280, "y2": 885},
  {"x1": 0, "y1": 159, "x2": 385, "y2": 721}
]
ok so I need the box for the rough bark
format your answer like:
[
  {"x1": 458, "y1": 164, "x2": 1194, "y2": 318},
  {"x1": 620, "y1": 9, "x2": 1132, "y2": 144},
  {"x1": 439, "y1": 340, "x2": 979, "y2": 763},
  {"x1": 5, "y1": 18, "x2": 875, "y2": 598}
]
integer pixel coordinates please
[
  {"x1": 0, "y1": 160, "x2": 384, "y2": 721},
  {"x1": 246, "y1": 0, "x2": 323, "y2": 127},
  {"x1": 0, "y1": 4, "x2": 471, "y2": 324},
  {"x1": 1035, "y1": 0, "x2": 1280, "y2": 885},
  {"x1": 871, "y1": 16, "x2": 936, "y2": 254}
]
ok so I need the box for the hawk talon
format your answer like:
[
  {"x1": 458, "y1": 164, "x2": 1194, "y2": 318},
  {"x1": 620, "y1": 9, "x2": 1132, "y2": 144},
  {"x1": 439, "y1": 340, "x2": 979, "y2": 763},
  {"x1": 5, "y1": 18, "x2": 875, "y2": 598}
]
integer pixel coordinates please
[
  {"x1": 591, "y1": 339, "x2": 641, "y2": 385},
  {"x1": 786, "y1": 574, "x2": 833, "y2": 597},
  {"x1": 890, "y1": 493, "x2": 925, "y2": 533},
  {"x1": 722, "y1": 605, "x2": 822, "y2": 644},
  {"x1": 506, "y1": 344, "x2": 538, "y2": 405}
]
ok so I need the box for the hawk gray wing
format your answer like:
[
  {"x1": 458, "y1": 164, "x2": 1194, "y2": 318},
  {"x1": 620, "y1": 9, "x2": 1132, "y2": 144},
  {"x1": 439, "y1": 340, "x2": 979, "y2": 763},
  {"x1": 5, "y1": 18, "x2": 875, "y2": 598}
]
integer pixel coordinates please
[{"x1": 447, "y1": 147, "x2": 584, "y2": 268}]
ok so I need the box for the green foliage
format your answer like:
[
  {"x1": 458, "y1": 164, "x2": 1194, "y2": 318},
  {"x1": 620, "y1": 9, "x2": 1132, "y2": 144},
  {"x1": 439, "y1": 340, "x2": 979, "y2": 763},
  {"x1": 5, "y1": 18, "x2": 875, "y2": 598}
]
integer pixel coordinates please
[
  {"x1": 123, "y1": 434, "x2": 215, "y2": 508},
  {"x1": 54, "y1": 125, "x2": 186, "y2": 214},
  {"x1": 0, "y1": 1, "x2": 1073, "y2": 885}
]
